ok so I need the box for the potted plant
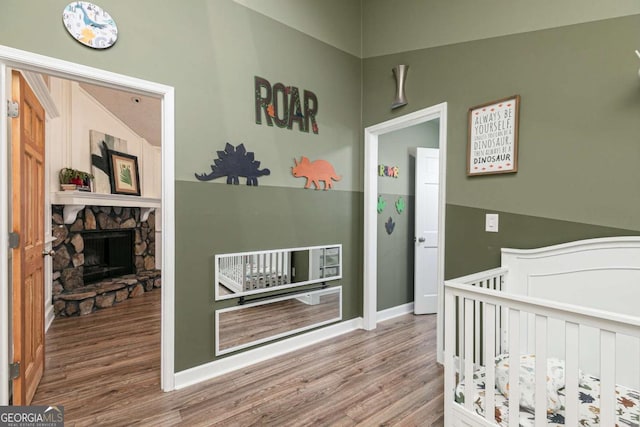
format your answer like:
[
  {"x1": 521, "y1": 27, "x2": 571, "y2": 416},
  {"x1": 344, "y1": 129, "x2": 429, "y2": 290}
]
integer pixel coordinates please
[{"x1": 59, "y1": 168, "x2": 93, "y2": 191}]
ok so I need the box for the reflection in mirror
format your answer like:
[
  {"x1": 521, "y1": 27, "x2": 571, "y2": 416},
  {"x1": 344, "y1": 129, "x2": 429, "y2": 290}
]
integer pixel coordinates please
[
  {"x1": 215, "y1": 287, "x2": 342, "y2": 355},
  {"x1": 215, "y1": 245, "x2": 341, "y2": 300}
]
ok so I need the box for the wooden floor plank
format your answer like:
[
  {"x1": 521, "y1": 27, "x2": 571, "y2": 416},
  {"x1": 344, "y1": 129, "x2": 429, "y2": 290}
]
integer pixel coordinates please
[{"x1": 32, "y1": 290, "x2": 444, "y2": 426}]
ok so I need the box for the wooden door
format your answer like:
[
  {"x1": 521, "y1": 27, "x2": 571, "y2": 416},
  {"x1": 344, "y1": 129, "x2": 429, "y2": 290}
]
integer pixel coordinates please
[
  {"x1": 413, "y1": 147, "x2": 439, "y2": 314},
  {"x1": 11, "y1": 71, "x2": 46, "y2": 405}
]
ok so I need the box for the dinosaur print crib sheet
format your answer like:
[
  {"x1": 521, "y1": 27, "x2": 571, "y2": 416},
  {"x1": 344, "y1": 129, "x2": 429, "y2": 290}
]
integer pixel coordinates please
[{"x1": 454, "y1": 354, "x2": 639, "y2": 426}]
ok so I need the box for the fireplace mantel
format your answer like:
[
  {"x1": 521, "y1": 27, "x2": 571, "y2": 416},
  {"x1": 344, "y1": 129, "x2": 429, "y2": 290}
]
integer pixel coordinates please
[{"x1": 51, "y1": 191, "x2": 161, "y2": 224}]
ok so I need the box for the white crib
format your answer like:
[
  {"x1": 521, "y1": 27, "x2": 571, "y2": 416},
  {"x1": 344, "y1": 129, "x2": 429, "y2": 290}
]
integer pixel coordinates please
[
  {"x1": 444, "y1": 236, "x2": 640, "y2": 426},
  {"x1": 218, "y1": 250, "x2": 291, "y2": 293}
]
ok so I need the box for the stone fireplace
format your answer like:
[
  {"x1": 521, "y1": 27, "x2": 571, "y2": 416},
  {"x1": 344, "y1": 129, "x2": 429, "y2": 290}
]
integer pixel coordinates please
[{"x1": 52, "y1": 205, "x2": 160, "y2": 317}]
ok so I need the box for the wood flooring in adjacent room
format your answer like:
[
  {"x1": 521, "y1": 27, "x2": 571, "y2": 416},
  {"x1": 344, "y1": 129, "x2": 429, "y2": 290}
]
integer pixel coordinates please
[{"x1": 32, "y1": 290, "x2": 444, "y2": 426}]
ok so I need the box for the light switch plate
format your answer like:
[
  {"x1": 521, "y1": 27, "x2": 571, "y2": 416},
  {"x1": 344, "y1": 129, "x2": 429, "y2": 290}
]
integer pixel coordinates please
[{"x1": 486, "y1": 213, "x2": 499, "y2": 232}]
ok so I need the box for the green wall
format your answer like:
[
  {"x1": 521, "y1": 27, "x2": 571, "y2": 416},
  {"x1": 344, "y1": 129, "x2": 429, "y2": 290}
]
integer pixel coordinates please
[
  {"x1": 3, "y1": 2, "x2": 640, "y2": 374},
  {"x1": 445, "y1": 204, "x2": 640, "y2": 279},
  {"x1": 362, "y1": 0, "x2": 640, "y2": 57},
  {"x1": 176, "y1": 183, "x2": 362, "y2": 369},
  {"x1": 0, "y1": 0, "x2": 362, "y2": 372},
  {"x1": 364, "y1": 15, "x2": 640, "y2": 278}
]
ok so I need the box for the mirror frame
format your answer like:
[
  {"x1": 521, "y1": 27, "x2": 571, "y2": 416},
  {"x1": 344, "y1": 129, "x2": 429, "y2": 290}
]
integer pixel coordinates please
[
  {"x1": 215, "y1": 286, "x2": 342, "y2": 355},
  {"x1": 214, "y1": 244, "x2": 342, "y2": 301}
]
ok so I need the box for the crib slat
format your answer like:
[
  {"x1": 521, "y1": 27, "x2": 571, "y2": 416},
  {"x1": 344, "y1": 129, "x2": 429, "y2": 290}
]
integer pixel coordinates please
[
  {"x1": 534, "y1": 315, "x2": 547, "y2": 427},
  {"x1": 444, "y1": 290, "x2": 456, "y2": 420},
  {"x1": 244, "y1": 255, "x2": 250, "y2": 290},
  {"x1": 269, "y1": 253, "x2": 274, "y2": 286},
  {"x1": 484, "y1": 303, "x2": 496, "y2": 424},
  {"x1": 508, "y1": 308, "x2": 520, "y2": 427},
  {"x1": 464, "y1": 298, "x2": 475, "y2": 411},
  {"x1": 474, "y1": 296, "x2": 481, "y2": 364},
  {"x1": 564, "y1": 321, "x2": 579, "y2": 427},
  {"x1": 458, "y1": 296, "x2": 464, "y2": 373},
  {"x1": 496, "y1": 299, "x2": 502, "y2": 356},
  {"x1": 600, "y1": 330, "x2": 616, "y2": 427}
]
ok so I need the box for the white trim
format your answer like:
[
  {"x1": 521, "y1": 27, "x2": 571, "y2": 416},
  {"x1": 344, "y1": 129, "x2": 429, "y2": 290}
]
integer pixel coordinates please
[
  {"x1": 363, "y1": 103, "x2": 448, "y2": 364},
  {"x1": 376, "y1": 302, "x2": 415, "y2": 322},
  {"x1": 0, "y1": 44, "x2": 176, "y2": 404},
  {"x1": 44, "y1": 305, "x2": 55, "y2": 332},
  {"x1": 160, "y1": 87, "x2": 175, "y2": 392},
  {"x1": 175, "y1": 317, "x2": 363, "y2": 390},
  {"x1": 21, "y1": 71, "x2": 59, "y2": 119}
]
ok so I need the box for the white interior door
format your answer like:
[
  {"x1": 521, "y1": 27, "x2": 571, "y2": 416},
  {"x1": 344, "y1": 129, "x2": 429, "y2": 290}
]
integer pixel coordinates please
[{"x1": 414, "y1": 147, "x2": 439, "y2": 314}]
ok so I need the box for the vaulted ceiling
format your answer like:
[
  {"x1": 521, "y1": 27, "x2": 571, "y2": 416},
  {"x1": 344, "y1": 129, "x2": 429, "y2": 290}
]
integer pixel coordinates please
[{"x1": 79, "y1": 82, "x2": 161, "y2": 147}]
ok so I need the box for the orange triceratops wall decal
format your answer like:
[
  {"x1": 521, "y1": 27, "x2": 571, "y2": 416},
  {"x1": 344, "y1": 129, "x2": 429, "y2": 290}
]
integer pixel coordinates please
[{"x1": 291, "y1": 157, "x2": 341, "y2": 190}]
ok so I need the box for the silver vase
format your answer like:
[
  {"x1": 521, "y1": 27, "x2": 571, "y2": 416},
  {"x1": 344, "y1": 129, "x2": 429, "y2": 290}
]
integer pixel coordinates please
[{"x1": 391, "y1": 65, "x2": 409, "y2": 109}]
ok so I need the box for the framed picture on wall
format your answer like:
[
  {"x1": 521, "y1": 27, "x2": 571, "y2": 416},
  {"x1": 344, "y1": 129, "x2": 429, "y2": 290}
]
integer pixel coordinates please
[
  {"x1": 107, "y1": 149, "x2": 141, "y2": 196},
  {"x1": 467, "y1": 95, "x2": 520, "y2": 176}
]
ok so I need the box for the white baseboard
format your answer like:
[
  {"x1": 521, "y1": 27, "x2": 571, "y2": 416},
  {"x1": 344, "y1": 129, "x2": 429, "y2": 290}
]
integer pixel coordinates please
[
  {"x1": 376, "y1": 302, "x2": 414, "y2": 322},
  {"x1": 174, "y1": 317, "x2": 364, "y2": 390},
  {"x1": 45, "y1": 302, "x2": 54, "y2": 333}
]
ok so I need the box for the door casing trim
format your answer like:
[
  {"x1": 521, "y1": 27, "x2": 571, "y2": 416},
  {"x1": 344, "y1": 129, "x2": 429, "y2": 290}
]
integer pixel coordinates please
[
  {"x1": 0, "y1": 45, "x2": 176, "y2": 404},
  {"x1": 363, "y1": 103, "x2": 447, "y2": 363}
]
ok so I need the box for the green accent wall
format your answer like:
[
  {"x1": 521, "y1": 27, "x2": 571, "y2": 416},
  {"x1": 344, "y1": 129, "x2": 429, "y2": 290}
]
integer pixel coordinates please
[
  {"x1": 445, "y1": 204, "x2": 640, "y2": 280},
  {"x1": 175, "y1": 181, "x2": 362, "y2": 371},
  {"x1": 364, "y1": 15, "x2": 640, "y2": 281},
  {"x1": 0, "y1": 0, "x2": 363, "y2": 190},
  {"x1": 0, "y1": 0, "x2": 362, "y2": 372},
  {"x1": 377, "y1": 194, "x2": 414, "y2": 310},
  {"x1": 3, "y1": 2, "x2": 640, "y2": 376},
  {"x1": 363, "y1": 1, "x2": 640, "y2": 57}
]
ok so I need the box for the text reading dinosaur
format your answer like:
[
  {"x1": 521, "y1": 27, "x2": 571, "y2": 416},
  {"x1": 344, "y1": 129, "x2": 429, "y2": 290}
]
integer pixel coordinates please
[{"x1": 255, "y1": 76, "x2": 319, "y2": 134}]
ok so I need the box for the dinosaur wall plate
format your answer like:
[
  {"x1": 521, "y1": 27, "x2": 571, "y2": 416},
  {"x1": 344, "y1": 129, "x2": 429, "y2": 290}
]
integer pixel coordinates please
[{"x1": 62, "y1": 2, "x2": 118, "y2": 49}]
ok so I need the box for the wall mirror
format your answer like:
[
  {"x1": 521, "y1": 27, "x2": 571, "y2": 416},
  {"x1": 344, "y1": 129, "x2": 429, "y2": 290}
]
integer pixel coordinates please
[
  {"x1": 214, "y1": 244, "x2": 341, "y2": 300},
  {"x1": 215, "y1": 286, "x2": 342, "y2": 355}
]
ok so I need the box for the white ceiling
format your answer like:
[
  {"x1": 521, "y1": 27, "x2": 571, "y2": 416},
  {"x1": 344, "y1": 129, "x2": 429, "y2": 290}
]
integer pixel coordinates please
[{"x1": 79, "y1": 82, "x2": 162, "y2": 146}]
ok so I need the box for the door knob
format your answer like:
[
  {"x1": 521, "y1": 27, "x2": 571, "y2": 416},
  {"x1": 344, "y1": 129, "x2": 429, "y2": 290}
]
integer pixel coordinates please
[
  {"x1": 42, "y1": 249, "x2": 55, "y2": 257},
  {"x1": 417, "y1": 237, "x2": 426, "y2": 243}
]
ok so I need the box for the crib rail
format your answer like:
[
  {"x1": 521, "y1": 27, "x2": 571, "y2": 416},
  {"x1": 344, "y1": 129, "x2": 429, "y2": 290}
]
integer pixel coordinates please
[
  {"x1": 447, "y1": 268, "x2": 507, "y2": 364},
  {"x1": 444, "y1": 278, "x2": 640, "y2": 427}
]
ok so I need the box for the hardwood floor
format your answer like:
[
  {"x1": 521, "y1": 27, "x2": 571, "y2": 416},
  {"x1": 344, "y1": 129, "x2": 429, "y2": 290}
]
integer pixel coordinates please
[{"x1": 32, "y1": 290, "x2": 444, "y2": 426}]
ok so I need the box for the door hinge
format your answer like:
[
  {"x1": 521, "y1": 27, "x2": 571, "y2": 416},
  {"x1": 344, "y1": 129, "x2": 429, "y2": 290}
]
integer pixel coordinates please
[
  {"x1": 7, "y1": 100, "x2": 19, "y2": 118},
  {"x1": 8, "y1": 232, "x2": 19, "y2": 249},
  {"x1": 9, "y1": 362, "x2": 20, "y2": 380}
]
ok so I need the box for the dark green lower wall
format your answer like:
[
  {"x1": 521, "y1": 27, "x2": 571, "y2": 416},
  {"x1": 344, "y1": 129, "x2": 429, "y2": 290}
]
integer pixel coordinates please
[
  {"x1": 173, "y1": 181, "x2": 639, "y2": 371},
  {"x1": 377, "y1": 194, "x2": 414, "y2": 310},
  {"x1": 445, "y1": 204, "x2": 640, "y2": 279},
  {"x1": 175, "y1": 181, "x2": 363, "y2": 372}
]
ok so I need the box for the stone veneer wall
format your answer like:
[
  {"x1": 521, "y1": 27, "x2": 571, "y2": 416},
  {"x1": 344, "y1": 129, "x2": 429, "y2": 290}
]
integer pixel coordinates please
[{"x1": 51, "y1": 206, "x2": 157, "y2": 315}]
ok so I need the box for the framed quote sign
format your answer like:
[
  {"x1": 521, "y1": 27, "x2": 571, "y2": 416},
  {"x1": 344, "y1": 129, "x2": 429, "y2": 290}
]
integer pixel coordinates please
[{"x1": 467, "y1": 95, "x2": 520, "y2": 176}]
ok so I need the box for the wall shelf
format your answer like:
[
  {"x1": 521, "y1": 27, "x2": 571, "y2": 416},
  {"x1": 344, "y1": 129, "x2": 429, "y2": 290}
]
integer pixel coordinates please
[{"x1": 51, "y1": 191, "x2": 161, "y2": 224}]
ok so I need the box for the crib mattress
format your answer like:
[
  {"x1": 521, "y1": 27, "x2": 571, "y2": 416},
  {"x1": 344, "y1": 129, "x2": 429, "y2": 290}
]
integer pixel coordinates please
[{"x1": 454, "y1": 365, "x2": 639, "y2": 426}]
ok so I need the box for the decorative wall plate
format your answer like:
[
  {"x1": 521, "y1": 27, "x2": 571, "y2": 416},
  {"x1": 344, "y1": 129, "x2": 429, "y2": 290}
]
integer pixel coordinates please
[{"x1": 62, "y1": 2, "x2": 118, "y2": 49}]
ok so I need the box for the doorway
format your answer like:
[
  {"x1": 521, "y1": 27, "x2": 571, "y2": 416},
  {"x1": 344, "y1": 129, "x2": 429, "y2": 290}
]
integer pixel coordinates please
[
  {"x1": 363, "y1": 103, "x2": 447, "y2": 361},
  {"x1": 0, "y1": 45, "x2": 176, "y2": 404}
]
